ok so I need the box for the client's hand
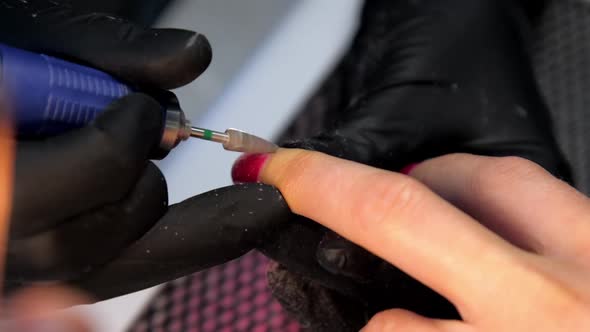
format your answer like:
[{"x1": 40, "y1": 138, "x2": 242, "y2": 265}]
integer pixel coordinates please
[{"x1": 249, "y1": 149, "x2": 590, "y2": 331}]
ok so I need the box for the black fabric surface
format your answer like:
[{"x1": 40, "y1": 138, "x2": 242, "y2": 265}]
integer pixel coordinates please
[
  {"x1": 533, "y1": 0, "x2": 590, "y2": 194},
  {"x1": 282, "y1": 0, "x2": 590, "y2": 195}
]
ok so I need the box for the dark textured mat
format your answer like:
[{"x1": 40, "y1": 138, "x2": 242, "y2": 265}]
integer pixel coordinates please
[{"x1": 128, "y1": 252, "x2": 300, "y2": 332}]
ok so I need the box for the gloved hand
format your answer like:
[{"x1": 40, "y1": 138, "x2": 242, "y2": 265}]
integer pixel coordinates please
[
  {"x1": 2, "y1": 0, "x2": 294, "y2": 300},
  {"x1": 263, "y1": 0, "x2": 572, "y2": 330}
]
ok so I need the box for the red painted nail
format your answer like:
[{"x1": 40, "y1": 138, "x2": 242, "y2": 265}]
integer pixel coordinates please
[
  {"x1": 400, "y1": 163, "x2": 419, "y2": 175},
  {"x1": 231, "y1": 153, "x2": 270, "y2": 183}
]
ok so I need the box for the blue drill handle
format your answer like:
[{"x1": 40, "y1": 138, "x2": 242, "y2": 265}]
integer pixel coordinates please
[{"x1": 0, "y1": 42, "x2": 135, "y2": 136}]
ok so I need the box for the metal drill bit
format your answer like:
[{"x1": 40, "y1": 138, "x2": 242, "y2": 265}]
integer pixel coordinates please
[{"x1": 190, "y1": 126, "x2": 279, "y2": 154}]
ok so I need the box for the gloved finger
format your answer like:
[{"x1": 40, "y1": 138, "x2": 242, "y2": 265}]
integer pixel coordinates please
[
  {"x1": 283, "y1": 0, "x2": 568, "y2": 176},
  {"x1": 286, "y1": 82, "x2": 569, "y2": 177},
  {"x1": 281, "y1": 85, "x2": 465, "y2": 173},
  {"x1": 257, "y1": 213, "x2": 371, "y2": 301},
  {"x1": 267, "y1": 262, "x2": 367, "y2": 332},
  {"x1": 5, "y1": 162, "x2": 167, "y2": 283},
  {"x1": 316, "y1": 232, "x2": 382, "y2": 283},
  {"x1": 0, "y1": 0, "x2": 211, "y2": 89},
  {"x1": 11, "y1": 93, "x2": 163, "y2": 237},
  {"x1": 71, "y1": 184, "x2": 293, "y2": 301}
]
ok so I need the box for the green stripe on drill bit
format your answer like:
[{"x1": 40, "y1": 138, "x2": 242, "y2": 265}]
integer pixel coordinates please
[{"x1": 203, "y1": 129, "x2": 213, "y2": 140}]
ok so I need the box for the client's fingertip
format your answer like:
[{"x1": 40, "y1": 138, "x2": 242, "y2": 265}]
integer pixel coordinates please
[
  {"x1": 231, "y1": 153, "x2": 271, "y2": 184},
  {"x1": 230, "y1": 148, "x2": 311, "y2": 185},
  {"x1": 257, "y1": 149, "x2": 319, "y2": 186},
  {"x1": 232, "y1": 148, "x2": 357, "y2": 221}
]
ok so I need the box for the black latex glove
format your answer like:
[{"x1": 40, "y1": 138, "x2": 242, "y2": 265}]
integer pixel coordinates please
[
  {"x1": 68, "y1": 0, "x2": 172, "y2": 26},
  {"x1": 2, "y1": 0, "x2": 294, "y2": 300},
  {"x1": 3, "y1": 0, "x2": 209, "y2": 285},
  {"x1": 266, "y1": 0, "x2": 572, "y2": 330}
]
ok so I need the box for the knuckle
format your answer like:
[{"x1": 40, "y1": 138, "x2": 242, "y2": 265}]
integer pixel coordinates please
[
  {"x1": 365, "y1": 310, "x2": 409, "y2": 331},
  {"x1": 383, "y1": 177, "x2": 428, "y2": 219},
  {"x1": 354, "y1": 175, "x2": 428, "y2": 231},
  {"x1": 469, "y1": 156, "x2": 544, "y2": 197},
  {"x1": 365, "y1": 311, "x2": 394, "y2": 331},
  {"x1": 274, "y1": 150, "x2": 322, "y2": 193}
]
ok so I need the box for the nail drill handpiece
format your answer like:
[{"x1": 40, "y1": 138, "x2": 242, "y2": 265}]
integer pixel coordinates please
[{"x1": 0, "y1": 42, "x2": 276, "y2": 154}]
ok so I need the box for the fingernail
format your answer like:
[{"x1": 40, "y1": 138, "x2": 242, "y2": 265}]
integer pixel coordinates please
[
  {"x1": 231, "y1": 153, "x2": 270, "y2": 183},
  {"x1": 400, "y1": 163, "x2": 420, "y2": 175}
]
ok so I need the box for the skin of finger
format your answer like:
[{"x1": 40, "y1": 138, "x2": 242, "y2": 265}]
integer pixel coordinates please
[
  {"x1": 409, "y1": 154, "x2": 590, "y2": 263},
  {"x1": 361, "y1": 309, "x2": 471, "y2": 332},
  {"x1": 407, "y1": 154, "x2": 590, "y2": 330},
  {"x1": 259, "y1": 149, "x2": 521, "y2": 314},
  {"x1": 9, "y1": 286, "x2": 93, "y2": 332}
]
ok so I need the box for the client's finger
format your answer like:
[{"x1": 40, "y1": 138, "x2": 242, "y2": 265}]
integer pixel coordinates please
[
  {"x1": 408, "y1": 154, "x2": 590, "y2": 262},
  {"x1": 251, "y1": 149, "x2": 524, "y2": 313}
]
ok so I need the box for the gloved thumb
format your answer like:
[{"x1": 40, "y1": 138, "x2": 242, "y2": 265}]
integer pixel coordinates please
[
  {"x1": 0, "y1": 0, "x2": 212, "y2": 89},
  {"x1": 12, "y1": 93, "x2": 164, "y2": 237}
]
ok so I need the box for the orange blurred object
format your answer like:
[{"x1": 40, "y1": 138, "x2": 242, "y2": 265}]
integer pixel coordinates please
[{"x1": 0, "y1": 98, "x2": 15, "y2": 288}]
